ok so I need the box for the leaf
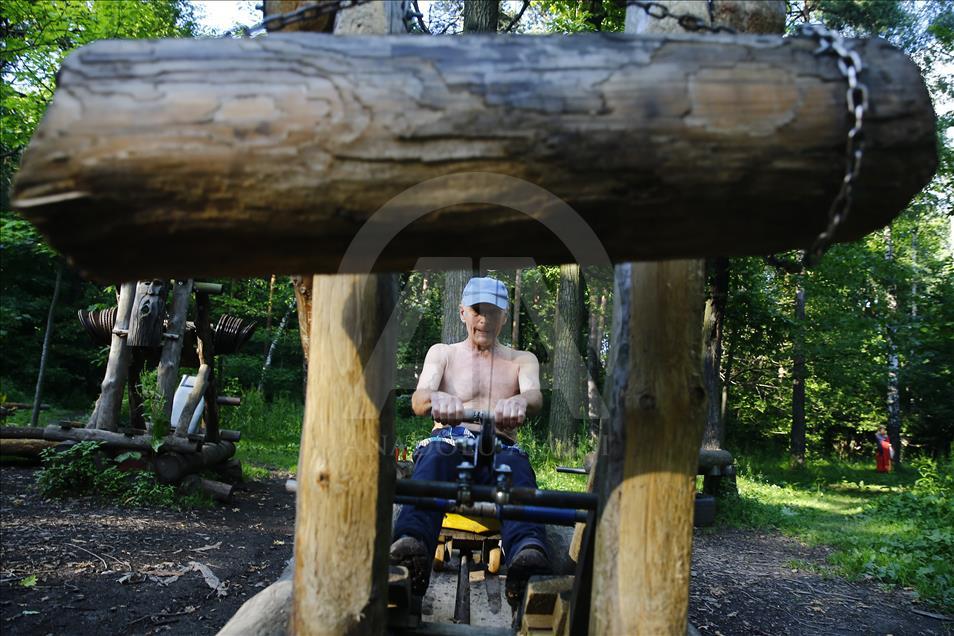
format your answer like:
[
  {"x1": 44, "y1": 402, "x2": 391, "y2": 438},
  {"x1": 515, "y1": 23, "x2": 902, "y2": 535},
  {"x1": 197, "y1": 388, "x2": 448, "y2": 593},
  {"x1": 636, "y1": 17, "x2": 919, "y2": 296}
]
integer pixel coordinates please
[
  {"x1": 188, "y1": 561, "x2": 227, "y2": 597},
  {"x1": 114, "y1": 451, "x2": 142, "y2": 463},
  {"x1": 19, "y1": 574, "x2": 37, "y2": 588}
]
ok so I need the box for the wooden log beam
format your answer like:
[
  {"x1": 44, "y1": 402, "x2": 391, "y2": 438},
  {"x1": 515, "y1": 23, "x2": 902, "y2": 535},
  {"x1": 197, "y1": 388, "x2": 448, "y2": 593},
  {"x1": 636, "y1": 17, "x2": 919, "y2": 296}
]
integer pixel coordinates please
[
  {"x1": 154, "y1": 440, "x2": 236, "y2": 484},
  {"x1": 12, "y1": 33, "x2": 935, "y2": 280},
  {"x1": 195, "y1": 294, "x2": 221, "y2": 442},
  {"x1": 182, "y1": 474, "x2": 235, "y2": 502},
  {"x1": 0, "y1": 438, "x2": 58, "y2": 458},
  {"x1": 42, "y1": 425, "x2": 202, "y2": 454}
]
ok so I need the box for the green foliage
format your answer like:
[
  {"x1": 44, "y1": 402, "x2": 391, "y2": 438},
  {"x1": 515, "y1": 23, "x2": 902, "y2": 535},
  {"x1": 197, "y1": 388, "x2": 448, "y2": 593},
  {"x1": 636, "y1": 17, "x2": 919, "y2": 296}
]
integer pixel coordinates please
[
  {"x1": 719, "y1": 454, "x2": 954, "y2": 611},
  {"x1": 535, "y1": 0, "x2": 625, "y2": 33},
  {"x1": 36, "y1": 440, "x2": 207, "y2": 508}
]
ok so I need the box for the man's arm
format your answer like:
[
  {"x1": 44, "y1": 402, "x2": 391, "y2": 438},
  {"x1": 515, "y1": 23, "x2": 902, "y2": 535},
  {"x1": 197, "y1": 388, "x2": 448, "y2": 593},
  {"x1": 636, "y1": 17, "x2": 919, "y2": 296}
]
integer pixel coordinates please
[{"x1": 411, "y1": 344, "x2": 466, "y2": 424}]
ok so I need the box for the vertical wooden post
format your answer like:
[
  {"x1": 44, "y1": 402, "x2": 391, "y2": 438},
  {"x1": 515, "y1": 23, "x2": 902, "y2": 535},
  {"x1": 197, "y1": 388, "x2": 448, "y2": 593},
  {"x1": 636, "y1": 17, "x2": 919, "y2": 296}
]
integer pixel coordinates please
[
  {"x1": 87, "y1": 281, "x2": 136, "y2": 431},
  {"x1": 157, "y1": 279, "x2": 194, "y2": 422},
  {"x1": 591, "y1": 261, "x2": 706, "y2": 635},
  {"x1": 194, "y1": 292, "x2": 220, "y2": 442},
  {"x1": 289, "y1": 1, "x2": 404, "y2": 634},
  {"x1": 591, "y1": 3, "x2": 785, "y2": 634}
]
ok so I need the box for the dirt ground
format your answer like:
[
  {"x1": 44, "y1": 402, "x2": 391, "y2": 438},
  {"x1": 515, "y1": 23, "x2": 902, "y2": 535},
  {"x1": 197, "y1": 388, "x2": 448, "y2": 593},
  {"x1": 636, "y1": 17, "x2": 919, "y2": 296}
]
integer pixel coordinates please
[{"x1": 1, "y1": 465, "x2": 950, "y2": 635}]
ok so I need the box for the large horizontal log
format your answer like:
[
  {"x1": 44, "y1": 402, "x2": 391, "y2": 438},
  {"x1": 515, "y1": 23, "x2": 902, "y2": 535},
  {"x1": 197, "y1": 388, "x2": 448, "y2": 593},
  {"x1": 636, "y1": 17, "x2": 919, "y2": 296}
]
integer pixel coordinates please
[
  {"x1": 0, "y1": 438, "x2": 58, "y2": 458},
  {"x1": 13, "y1": 33, "x2": 935, "y2": 279}
]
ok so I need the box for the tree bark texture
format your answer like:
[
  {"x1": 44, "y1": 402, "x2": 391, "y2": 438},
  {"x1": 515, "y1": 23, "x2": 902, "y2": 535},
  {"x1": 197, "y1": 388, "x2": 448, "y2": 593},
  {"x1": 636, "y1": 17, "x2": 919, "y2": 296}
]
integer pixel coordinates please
[
  {"x1": 701, "y1": 257, "x2": 729, "y2": 450},
  {"x1": 291, "y1": 274, "x2": 397, "y2": 636},
  {"x1": 592, "y1": 261, "x2": 707, "y2": 635},
  {"x1": 790, "y1": 283, "x2": 807, "y2": 468},
  {"x1": 87, "y1": 282, "x2": 136, "y2": 431},
  {"x1": 11, "y1": 34, "x2": 935, "y2": 281},
  {"x1": 157, "y1": 279, "x2": 193, "y2": 422},
  {"x1": 127, "y1": 280, "x2": 168, "y2": 347},
  {"x1": 549, "y1": 263, "x2": 585, "y2": 447},
  {"x1": 441, "y1": 270, "x2": 469, "y2": 344},
  {"x1": 463, "y1": 0, "x2": 499, "y2": 33},
  {"x1": 30, "y1": 262, "x2": 63, "y2": 428}
]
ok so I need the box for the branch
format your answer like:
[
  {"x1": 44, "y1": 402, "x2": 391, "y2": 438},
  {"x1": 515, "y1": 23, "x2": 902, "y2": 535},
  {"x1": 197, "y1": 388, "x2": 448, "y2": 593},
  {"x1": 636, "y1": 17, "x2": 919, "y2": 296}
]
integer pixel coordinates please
[
  {"x1": 504, "y1": 0, "x2": 530, "y2": 33},
  {"x1": 764, "y1": 254, "x2": 805, "y2": 275},
  {"x1": 411, "y1": 0, "x2": 430, "y2": 34}
]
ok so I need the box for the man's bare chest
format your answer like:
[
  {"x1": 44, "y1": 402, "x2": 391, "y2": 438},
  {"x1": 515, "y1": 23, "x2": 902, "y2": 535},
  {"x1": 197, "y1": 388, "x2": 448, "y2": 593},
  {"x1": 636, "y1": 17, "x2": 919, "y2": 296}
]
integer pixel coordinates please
[{"x1": 440, "y1": 350, "x2": 520, "y2": 405}]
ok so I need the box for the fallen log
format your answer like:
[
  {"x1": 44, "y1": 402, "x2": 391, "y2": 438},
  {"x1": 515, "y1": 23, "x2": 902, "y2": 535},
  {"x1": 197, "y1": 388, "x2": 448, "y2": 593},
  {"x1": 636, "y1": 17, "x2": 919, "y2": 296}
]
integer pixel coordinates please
[
  {"x1": 11, "y1": 33, "x2": 935, "y2": 280},
  {"x1": 1, "y1": 426, "x2": 47, "y2": 439},
  {"x1": 41, "y1": 425, "x2": 201, "y2": 454},
  {"x1": 0, "y1": 438, "x2": 58, "y2": 458},
  {"x1": 181, "y1": 474, "x2": 234, "y2": 502},
  {"x1": 153, "y1": 440, "x2": 236, "y2": 484}
]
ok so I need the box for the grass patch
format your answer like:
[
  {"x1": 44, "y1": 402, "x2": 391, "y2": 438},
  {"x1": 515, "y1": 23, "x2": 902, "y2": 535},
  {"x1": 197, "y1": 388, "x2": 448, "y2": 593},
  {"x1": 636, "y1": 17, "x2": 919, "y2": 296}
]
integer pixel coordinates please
[
  {"x1": 225, "y1": 391, "x2": 303, "y2": 477},
  {"x1": 719, "y1": 453, "x2": 954, "y2": 612}
]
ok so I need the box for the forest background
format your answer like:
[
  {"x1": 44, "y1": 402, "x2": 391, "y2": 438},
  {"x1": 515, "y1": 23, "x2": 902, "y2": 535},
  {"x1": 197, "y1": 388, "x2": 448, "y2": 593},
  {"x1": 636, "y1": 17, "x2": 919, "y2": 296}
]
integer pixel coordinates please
[
  {"x1": 2, "y1": 0, "x2": 954, "y2": 612},
  {"x1": 2, "y1": 0, "x2": 951, "y2": 461}
]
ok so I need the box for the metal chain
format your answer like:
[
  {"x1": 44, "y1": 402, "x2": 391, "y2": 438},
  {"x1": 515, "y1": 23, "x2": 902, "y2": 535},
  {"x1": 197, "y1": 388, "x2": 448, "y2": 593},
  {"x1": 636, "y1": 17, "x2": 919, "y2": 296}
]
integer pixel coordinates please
[
  {"x1": 796, "y1": 23, "x2": 868, "y2": 269},
  {"x1": 226, "y1": 0, "x2": 373, "y2": 38},
  {"x1": 626, "y1": 0, "x2": 737, "y2": 34}
]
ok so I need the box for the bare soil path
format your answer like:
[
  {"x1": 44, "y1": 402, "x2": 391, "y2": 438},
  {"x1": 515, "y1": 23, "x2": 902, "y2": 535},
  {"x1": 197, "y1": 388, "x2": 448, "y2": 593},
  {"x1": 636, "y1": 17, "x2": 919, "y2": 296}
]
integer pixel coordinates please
[{"x1": 1, "y1": 465, "x2": 950, "y2": 635}]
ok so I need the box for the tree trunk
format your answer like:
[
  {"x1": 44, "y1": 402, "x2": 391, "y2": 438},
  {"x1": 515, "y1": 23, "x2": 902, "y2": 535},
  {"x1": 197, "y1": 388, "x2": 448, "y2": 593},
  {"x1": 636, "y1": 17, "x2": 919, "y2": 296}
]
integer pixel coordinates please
[
  {"x1": 441, "y1": 270, "x2": 470, "y2": 344},
  {"x1": 586, "y1": 290, "x2": 607, "y2": 437},
  {"x1": 264, "y1": 273, "x2": 277, "y2": 355},
  {"x1": 11, "y1": 35, "x2": 936, "y2": 280},
  {"x1": 157, "y1": 279, "x2": 193, "y2": 422},
  {"x1": 791, "y1": 282, "x2": 807, "y2": 468},
  {"x1": 884, "y1": 226, "x2": 902, "y2": 465},
  {"x1": 259, "y1": 303, "x2": 292, "y2": 392},
  {"x1": 463, "y1": 0, "x2": 499, "y2": 33},
  {"x1": 512, "y1": 269, "x2": 522, "y2": 348},
  {"x1": 87, "y1": 282, "x2": 136, "y2": 432},
  {"x1": 549, "y1": 263, "x2": 585, "y2": 449},
  {"x1": 701, "y1": 257, "x2": 729, "y2": 450},
  {"x1": 30, "y1": 261, "x2": 63, "y2": 428}
]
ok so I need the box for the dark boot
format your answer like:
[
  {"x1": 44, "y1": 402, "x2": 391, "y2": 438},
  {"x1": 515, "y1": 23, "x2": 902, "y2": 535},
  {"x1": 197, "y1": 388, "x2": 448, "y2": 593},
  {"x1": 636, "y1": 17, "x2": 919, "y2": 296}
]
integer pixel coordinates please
[
  {"x1": 389, "y1": 536, "x2": 431, "y2": 597},
  {"x1": 505, "y1": 545, "x2": 550, "y2": 613}
]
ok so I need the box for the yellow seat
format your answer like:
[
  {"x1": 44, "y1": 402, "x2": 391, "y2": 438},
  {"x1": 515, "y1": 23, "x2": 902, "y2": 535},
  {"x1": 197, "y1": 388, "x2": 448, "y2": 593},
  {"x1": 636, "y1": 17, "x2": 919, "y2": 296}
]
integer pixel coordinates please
[{"x1": 441, "y1": 512, "x2": 500, "y2": 535}]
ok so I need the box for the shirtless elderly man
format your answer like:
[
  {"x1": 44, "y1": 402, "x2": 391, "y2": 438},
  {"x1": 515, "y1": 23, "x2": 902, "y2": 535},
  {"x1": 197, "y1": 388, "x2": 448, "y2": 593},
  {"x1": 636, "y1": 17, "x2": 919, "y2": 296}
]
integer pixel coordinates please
[{"x1": 391, "y1": 277, "x2": 550, "y2": 602}]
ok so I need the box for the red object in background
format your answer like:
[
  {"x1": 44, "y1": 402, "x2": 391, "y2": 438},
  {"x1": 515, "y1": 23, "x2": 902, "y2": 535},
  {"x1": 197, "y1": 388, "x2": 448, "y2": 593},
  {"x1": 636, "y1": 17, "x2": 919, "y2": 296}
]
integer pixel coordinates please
[{"x1": 877, "y1": 439, "x2": 892, "y2": 472}]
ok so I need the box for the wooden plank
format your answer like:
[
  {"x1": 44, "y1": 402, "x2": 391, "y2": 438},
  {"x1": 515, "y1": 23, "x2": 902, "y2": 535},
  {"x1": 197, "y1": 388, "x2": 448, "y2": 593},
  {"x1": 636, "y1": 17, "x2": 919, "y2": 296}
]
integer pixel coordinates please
[{"x1": 11, "y1": 33, "x2": 935, "y2": 280}]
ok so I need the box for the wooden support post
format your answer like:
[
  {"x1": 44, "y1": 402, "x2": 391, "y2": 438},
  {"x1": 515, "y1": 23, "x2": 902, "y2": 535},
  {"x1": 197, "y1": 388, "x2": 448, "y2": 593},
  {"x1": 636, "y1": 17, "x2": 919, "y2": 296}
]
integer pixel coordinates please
[
  {"x1": 194, "y1": 292, "x2": 220, "y2": 442},
  {"x1": 289, "y1": 3, "x2": 404, "y2": 634},
  {"x1": 592, "y1": 261, "x2": 707, "y2": 635},
  {"x1": 87, "y1": 282, "x2": 136, "y2": 431},
  {"x1": 291, "y1": 274, "x2": 398, "y2": 635},
  {"x1": 157, "y1": 279, "x2": 193, "y2": 422},
  {"x1": 127, "y1": 279, "x2": 168, "y2": 347}
]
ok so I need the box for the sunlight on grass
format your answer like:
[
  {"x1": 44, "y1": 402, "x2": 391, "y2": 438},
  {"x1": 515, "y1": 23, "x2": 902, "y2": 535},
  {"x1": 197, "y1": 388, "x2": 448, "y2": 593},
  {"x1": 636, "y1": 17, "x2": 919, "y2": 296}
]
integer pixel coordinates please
[{"x1": 721, "y1": 454, "x2": 954, "y2": 612}]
